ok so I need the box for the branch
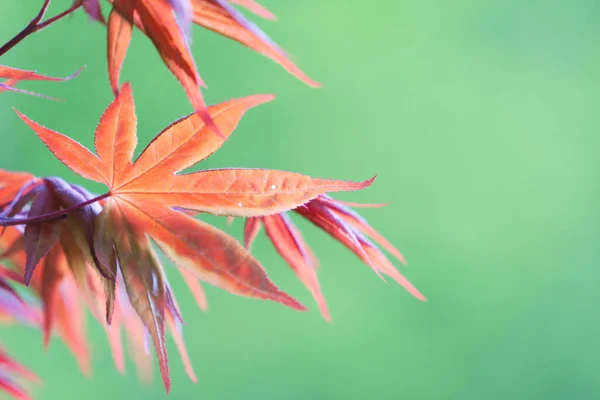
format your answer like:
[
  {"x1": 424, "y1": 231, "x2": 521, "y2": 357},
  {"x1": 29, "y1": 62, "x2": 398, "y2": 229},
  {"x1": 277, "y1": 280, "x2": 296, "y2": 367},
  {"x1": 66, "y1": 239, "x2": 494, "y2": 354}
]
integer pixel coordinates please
[
  {"x1": 0, "y1": 0, "x2": 82, "y2": 57},
  {"x1": 0, "y1": 192, "x2": 110, "y2": 227}
]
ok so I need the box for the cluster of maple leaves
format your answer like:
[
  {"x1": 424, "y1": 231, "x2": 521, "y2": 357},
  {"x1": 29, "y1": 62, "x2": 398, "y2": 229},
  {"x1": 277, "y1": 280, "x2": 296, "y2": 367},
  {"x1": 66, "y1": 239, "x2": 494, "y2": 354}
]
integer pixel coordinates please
[{"x1": 0, "y1": 0, "x2": 424, "y2": 398}]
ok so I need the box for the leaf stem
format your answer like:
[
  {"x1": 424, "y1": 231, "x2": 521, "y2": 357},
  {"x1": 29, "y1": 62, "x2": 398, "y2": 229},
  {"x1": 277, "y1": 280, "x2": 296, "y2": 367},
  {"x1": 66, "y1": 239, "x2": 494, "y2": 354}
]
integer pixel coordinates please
[
  {"x1": 0, "y1": 0, "x2": 82, "y2": 57},
  {"x1": 0, "y1": 192, "x2": 110, "y2": 226}
]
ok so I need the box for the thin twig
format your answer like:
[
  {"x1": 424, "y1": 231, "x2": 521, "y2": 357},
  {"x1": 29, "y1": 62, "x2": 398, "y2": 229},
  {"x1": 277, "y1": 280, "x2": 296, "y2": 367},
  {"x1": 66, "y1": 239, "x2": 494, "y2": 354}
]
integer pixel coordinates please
[
  {"x1": 0, "y1": 192, "x2": 110, "y2": 226},
  {"x1": 0, "y1": 0, "x2": 82, "y2": 57}
]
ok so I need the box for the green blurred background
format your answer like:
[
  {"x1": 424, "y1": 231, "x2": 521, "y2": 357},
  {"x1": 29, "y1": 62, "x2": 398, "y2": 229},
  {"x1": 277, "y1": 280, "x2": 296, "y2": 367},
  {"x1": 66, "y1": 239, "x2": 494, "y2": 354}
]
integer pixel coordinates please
[{"x1": 2, "y1": 0, "x2": 600, "y2": 399}]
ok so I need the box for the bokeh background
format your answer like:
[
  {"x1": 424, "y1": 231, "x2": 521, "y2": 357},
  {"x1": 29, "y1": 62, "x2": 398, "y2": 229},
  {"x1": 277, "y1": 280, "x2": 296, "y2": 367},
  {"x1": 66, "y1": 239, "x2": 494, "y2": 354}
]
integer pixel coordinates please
[{"x1": 2, "y1": 1, "x2": 600, "y2": 399}]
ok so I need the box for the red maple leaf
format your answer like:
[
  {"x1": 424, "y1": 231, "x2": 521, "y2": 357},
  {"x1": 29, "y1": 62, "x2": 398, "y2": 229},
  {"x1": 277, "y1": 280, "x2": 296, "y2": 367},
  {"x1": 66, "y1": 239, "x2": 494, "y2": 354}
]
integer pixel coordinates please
[
  {"x1": 0, "y1": 218, "x2": 197, "y2": 385},
  {"x1": 0, "y1": 218, "x2": 92, "y2": 373},
  {"x1": 101, "y1": 0, "x2": 318, "y2": 133},
  {"x1": 165, "y1": 0, "x2": 275, "y2": 38},
  {"x1": 229, "y1": 0, "x2": 275, "y2": 20},
  {"x1": 0, "y1": 345, "x2": 40, "y2": 400},
  {"x1": 73, "y1": 0, "x2": 105, "y2": 23},
  {"x1": 244, "y1": 195, "x2": 425, "y2": 321},
  {"x1": 0, "y1": 66, "x2": 82, "y2": 100},
  {"x1": 5, "y1": 83, "x2": 373, "y2": 391},
  {"x1": 0, "y1": 240, "x2": 41, "y2": 400},
  {"x1": 0, "y1": 170, "x2": 36, "y2": 207}
]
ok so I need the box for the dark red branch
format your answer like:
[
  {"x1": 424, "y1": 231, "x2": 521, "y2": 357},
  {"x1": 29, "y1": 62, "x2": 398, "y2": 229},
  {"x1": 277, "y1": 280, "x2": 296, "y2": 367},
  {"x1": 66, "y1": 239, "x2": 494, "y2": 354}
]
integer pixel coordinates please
[
  {"x1": 0, "y1": 0, "x2": 82, "y2": 57},
  {"x1": 0, "y1": 192, "x2": 110, "y2": 227}
]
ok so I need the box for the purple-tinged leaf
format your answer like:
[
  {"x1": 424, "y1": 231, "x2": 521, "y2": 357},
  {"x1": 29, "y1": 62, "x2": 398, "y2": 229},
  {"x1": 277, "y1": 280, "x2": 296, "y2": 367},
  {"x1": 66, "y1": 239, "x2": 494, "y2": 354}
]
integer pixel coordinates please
[
  {"x1": 168, "y1": 0, "x2": 194, "y2": 40},
  {"x1": 45, "y1": 178, "x2": 113, "y2": 280},
  {"x1": 23, "y1": 184, "x2": 61, "y2": 285},
  {"x1": 75, "y1": 0, "x2": 106, "y2": 24}
]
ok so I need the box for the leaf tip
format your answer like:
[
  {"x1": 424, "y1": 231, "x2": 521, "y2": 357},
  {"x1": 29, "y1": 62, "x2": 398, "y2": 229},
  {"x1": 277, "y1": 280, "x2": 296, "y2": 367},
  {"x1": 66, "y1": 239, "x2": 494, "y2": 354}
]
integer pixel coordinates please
[
  {"x1": 256, "y1": 93, "x2": 276, "y2": 104},
  {"x1": 280, "y1": 292, "x2": 306, "y2": 311},
  {"x1": 363, "y1": 175, "x2": 377, "y2": 188},
  {"x1": 68, "y1": 65, "x2": 86, "y2": 80},
  {"x1": 23, "y1": 269, "x2": 34, "y2": 287},
  {"x1": 163, "y1": 377, "x2": 172, "y2": 394},
  {"x1": 118, "y1": 82, "x2": 132, "y2": 98},
  {"x1": 308, "y1": 79, "x2": 323, "y2": 88}
]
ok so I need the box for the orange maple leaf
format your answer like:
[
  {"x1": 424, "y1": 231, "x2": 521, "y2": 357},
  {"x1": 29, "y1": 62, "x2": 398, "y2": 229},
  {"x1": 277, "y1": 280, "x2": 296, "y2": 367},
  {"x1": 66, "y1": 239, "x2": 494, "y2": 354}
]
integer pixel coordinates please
[
  {"x1": 102, "y1": 0, "x2": 318, "y2": 133},
  {"x1": 10, "y1": 83, "x2": 371, "y2": 391}
]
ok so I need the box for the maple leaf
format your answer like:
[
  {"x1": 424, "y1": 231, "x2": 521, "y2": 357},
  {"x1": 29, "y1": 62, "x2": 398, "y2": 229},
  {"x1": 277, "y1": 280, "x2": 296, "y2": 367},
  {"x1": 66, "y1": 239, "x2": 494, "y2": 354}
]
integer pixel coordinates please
[
  {"x1": 0, "y1": 171, "x2": 196, "y2": 385},
  {"x1": 0, "y1": 173, "x2": 116, "y2": 374},
  {"x1": 103, "y1": 0, "x2": 318, "y2": 134},
  {"x1": 167, "y1": 0, "x2": 194, "y2": 38},
  {"x1": 166, "y1": 0, "x2": 275, "y2": 38},
  {"x1": 245, "y1": 195, "x2": 426, "y2": 320},
  {"x1": 0, "y1": 213, "x2": 196, "y2": 387},
  {"x1": 0, "y1": 251, "x2": 41, "y2": 400},
  {"x1": 10, "y1": 83, "x2": 370, "y2": 391},
  {"x1": 189, "y1": 0, "x2": 318, "y2": 86},
  {"x1": 0, "y1": 66, "x2": 82, "y2": 100},
  {"x1": 0, "y1": 222, "x2": 92, "y2": 373},
  {"x1": 0, "y1": 345, "x2": 40, "y2": 400},
  {"x1": 0, "y1": 176, "x2": 198, "y2": 387},
  {"x1": 0, "y1": 261, "x2": 40, "y2": 328},
  {"x1": 74, "y1": 0, "x2": 106, "y2": 24},
  {"x1": 0, "y1": 170, "x2": 36, "y2": 207},
  {"x1": 230, "y1": 0, "x2": 275, "y2": 20}
]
